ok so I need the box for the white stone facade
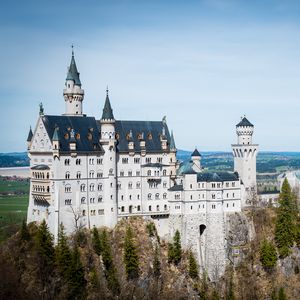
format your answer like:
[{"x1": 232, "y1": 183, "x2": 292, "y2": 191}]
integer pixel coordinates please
[{"x1": 26, "y1": 53, "x2": 258, "y2": 279}]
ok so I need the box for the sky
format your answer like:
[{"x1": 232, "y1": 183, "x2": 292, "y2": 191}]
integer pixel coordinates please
[{"x1": 0, "y1": 0, "x2": 300, "y2": 152}]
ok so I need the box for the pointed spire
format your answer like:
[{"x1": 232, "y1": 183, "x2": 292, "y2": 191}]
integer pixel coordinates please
[
  {"x1": 27, "y1": 126, "x2": 33, "y2": 142},
  {"x1": 66, "y1": 47, "x2": 81, "y2": 86},
  {"x1": 101, "y1": 88, "x2": 114, "y2": 120},
  {"x1": 39, "y1": 102, "x2": 44, "y2": 116},
  {"x1": 170, "y1": 130, "x2": 176, "y2": 150},
  {"x1": 52, "y1": 126, "x2": 60, "y2": 141},
  {"x1": 191, "y1": 148, "x2": 201, "y2": 157}
]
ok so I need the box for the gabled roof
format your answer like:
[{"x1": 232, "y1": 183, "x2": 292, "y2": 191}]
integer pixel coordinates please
[
  {"x1": 236, "y1": 117, "x2": 253, "y2": 127},
  {"x1": 66, "y1": 53, "x2": 81, "y2": 86},
  {"x1": 42, "y1": 115, "x2": 103, "y2": 153},
  {"x1": 101, "y1": 91, "x2": 114, "y2": 120},
  {"x1": 197, "y1": 172, "x2": 239, "y2": 182},
  {"x1": 191, "y1": 148, "x2": 201, "y2": 157},
  {"x1": 27, "y1": 127, "x2": 33, "y2": 142}
]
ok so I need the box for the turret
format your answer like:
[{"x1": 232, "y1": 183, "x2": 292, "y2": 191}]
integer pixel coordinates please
[
  {"x1": 236, "y1": 116, "x2": 254, "y2": 145},
  {"x1": 170, "y1": 131, "x2": 176, "y2": 152},
  {"x1": 63, "y1": 48, "x2": 84, "y2": 116},
  {"x1": 52, "y1": 125, "x2": 60, "y2": 157},
  {"x1": 191, "y1": 148, "x2": 201, "y2": 171},
  {"x1": 27, "y1": 126, "x2": 33, "y2": 150}
]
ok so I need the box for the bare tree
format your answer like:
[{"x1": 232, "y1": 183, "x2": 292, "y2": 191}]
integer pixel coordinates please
[{"x1": 69, "y1": 205, "x2": 85, "y2": 232}]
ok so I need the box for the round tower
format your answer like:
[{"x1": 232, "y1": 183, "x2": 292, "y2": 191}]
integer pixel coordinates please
[
  {"x1": 63, "y1": 49, "x2": 84, "y2": 115},
  {"x1": 191, "y1": 148, "x2": 202, "y2": 171},
  {"x1": 232, "y1": 116, "x2": 258, "y2": 206}
]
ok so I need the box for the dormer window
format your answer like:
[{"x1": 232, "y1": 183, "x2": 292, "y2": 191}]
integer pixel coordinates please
[{"x1": 148, "y1": 133, "x2": 152, "y2": 140}]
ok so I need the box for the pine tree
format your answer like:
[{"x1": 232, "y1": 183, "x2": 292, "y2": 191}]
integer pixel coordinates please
[
  {"x1": 278, "y1": 287, "x2": 287, "y2": 300},
  {"x1": 275, "y1": 178, "x2": 296, "y2": 257},
  {"x1": 92, "y1": 227, "x2": 102, "y2": 256},
  {"x1": 68, "y1": 246, "x2": 86, "y2": 299},
  {"x1": 100, "y1": 229, "x2": 120, "y2": 295},
  {"x1": 55, "y1": 223, "x2": 72, "y2": 279},
  {"x1": 188, "y1": 252, "x2": 198, "y2": 279},
  {"x1": 168, "y1": 242, "x2": 175, "y2": 263},
  {"x1": 173, "y1": 230, "x2": 182, "y2": 265},
  {"x1": 35, "y1": 219, "x2": 54, "y2": 267},
  {"x1": 153, "y1": 245, "x2": 161, "y2": 278},
  {"x1": 260, "y1": 239, "x2": 277, "y2": 270},
  {"x1": 20, "y1": 219, "x2": 30, "y2": 241},
  {"x1": 124, "y1": 226, "x2": 139, "y2": 280}
]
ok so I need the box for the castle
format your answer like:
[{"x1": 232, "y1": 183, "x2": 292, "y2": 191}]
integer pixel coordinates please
[{"x1": 26, "y1": 51, "x2": 258, "y2": 278}]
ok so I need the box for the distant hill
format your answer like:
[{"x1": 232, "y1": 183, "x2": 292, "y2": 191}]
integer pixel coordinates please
[{"x1": 0, "y1": 152, "x2": 29, "y2": 168}]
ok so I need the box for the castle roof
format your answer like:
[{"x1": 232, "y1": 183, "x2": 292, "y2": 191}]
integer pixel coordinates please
[
  {"x1": 42, "y1": 115, "x2": 103, "y2": 153},
  {"x1": 31, "y1": 164, "x2": 50, "y2": 170},
  {"x1": 236, "y1": 117, "x2": 253, "y2": 127},
  {"x1": 197, "y1": 172, "x2": 239, "y2": 182},
  {"x1": 191, "y1": 148, "x2": 201, "y2": 157},
  {"x1": 27, "y1": 127, "x2": 33, "y2": 142},
  {"x1": 170, "y1": 131, "x2": 176, "y2": 150},
  {"x1": 66, "y1": 53, "x2": 81, "y2": 86},
  {"x1": 101, "y1": 91, "x2": 114, "y2": 120},
  {"x1": 168, "y1": 184, "x2": 184, "y2": 191}
]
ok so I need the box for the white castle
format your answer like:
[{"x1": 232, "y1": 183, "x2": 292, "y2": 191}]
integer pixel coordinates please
[{"x1": 26, "y1": 51, "x2": 258, "y2": 278}]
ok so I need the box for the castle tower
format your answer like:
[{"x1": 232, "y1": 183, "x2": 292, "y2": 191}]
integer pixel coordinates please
[
  {"x1": 63, "y1": 49, "x2": 84, "y2": 115},
  {"x1": 191, "y1": 148, "x2": 202, "y2": 171},
  {"x1": 100, "y1": 88, "x2": 118, "y2": 227},
  {"x1": 232, "y1": 116, "x2": 258, "y2": 206}
]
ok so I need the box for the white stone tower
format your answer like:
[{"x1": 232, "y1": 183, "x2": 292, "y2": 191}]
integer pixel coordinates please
[
  {"x1": 100, "y1": 88, "x2": 118, "y2": 227},
  {"x1": 63, "y1": 49, "x2": 84, "y2": 115},
  {"x1": 232, "y1": 116, "x2": 258, "y2": 206}
]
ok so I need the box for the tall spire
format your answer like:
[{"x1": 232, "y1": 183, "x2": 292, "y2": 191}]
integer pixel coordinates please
[
  {"x1": 27, "y1": 126, "x2": 33, "y2": 142},
  {"x1": 170, "y1": 130, "x2": 176, "y2": 151},
  {"x1": 66, "y1": 46, "x2": 81, "y2": 86},
  {"x1": 101, "y1": 88, "x2": 114, "y2": 120}
]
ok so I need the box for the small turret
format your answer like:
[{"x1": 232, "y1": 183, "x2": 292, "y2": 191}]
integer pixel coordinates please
[
  {"x1": 27, "y1": 126, "x2": 33, "y2": 150},
  {"x1": 170, "y1": 130, "x2": 176, "y2": 152},
  {"x1": 69, "y1": 128, "x2": 77, "y2": 151},
  {"x1": 191, "y1": 148, "x2": 201, "y2": 171},
  {"x1": 236, "y1": 116, "x2": 254, "y2": 145},
  {"x1": 101, "y1": 88, "x2": 114, "y2": 121},
  {"x1": 52, "y1": 126, "x2": 60, "y2": 155},
  {"x1": 63, "y1": 48, "x2": 84, "y2": 116}
]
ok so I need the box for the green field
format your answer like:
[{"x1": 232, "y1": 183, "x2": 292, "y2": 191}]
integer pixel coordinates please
[{"x1": 0, "y1": 178, "x2": 29, "y2": 242}]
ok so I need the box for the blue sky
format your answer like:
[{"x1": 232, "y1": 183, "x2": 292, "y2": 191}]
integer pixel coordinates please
[{"x1": 0, "y1": 0, "x2": 300, "y2": 152}]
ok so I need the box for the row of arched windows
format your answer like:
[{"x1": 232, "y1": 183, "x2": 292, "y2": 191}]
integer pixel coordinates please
[
  {"x1": 32, "y1": 172, "x2": 49, "y2": 179},
  {"x1": 80, "y1": 183, "x2": 103, "y2": 192},
  {"x1": 32, "y1": 185, "x2": 50, "y2": 193},
  {"x1": 147, "y1": 193, "x2": 167, "y2": 200}
]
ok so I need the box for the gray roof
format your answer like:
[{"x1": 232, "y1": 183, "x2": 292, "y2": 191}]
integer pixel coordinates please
[
  {"x1": 236, "y1": 117, "x2": 253, "y2": 127},
  {"x1": 142, "y1": 163, "x2": 169, "y2": 168},
  {"x1": 52, "y1": 126, "x2": 59, "y2": 141},
  {"x1": 99, "y1": 120, "x2": 172, "y2": 153},
  {"x1": 66, "y1": 54, "x2": 81, "y2": 86},
  {"x1": 31, "y1": 164, "x2": 50, "y2": 170},
  {"x1": 170, "y1": 131, "x2": 176, "y2": 150},
  {"x1": 42, "y1": 115, "x2": 103, "y2": 153},
  {"x1": 101, "y1": 91, "x2": 114, "y2": 120},
  {"x1": 168, "y1": 184, "x2": 184, "y2": 191},
  {"x1": 191, "y1": 148, "x2": 201, "y2": 157},
  {"x1": 197, "y1": 172, "x2": 239, "y2": 182},
  {"x1": 27, "y1": 127, "x2": 33, "y2": 142}
]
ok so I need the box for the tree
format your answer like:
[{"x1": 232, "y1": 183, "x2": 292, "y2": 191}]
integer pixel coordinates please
[
  {"x1": 55, "y1": 223, "x2": 72, "y2": 279},
  {"x1": 226, "y1": 277, "x2": 235, "y2": 300},
  {"x1": 188, "y1": 252, "x2": 198, "y2": 279},
  {"x1": 173, "y1": 230, "x2": 182, "y2": 265},
  {"x1": 20, "y1": 219, "x2": 30, "y2": 241},
  {"x1": 124, "y1": 226, "x2": 139, "y2": 280},
  {"x1": 168, "y1": 242, "x2": 175, "y2": 263},
  {"x1": 100, "y1": 229, "x2": 120, "y2": 294},
  {"x1": 92, "y1": 227, "x2": 102, "y2": 256},
  {"x1": 278, "y1": 287, "x2": 287, "y2": 300},
  {"x1": 153, "y1": 245, "x2": 161, "y2": 278},
  {"x1": 35, "y1": 219, "x2": 54, "y2": 267},
  {"x1": 275, "y1": 178, "x2": 296, "y2": 257},
  {"x1": 260, "y1": 239, "x2": 277, "y2": 270}
]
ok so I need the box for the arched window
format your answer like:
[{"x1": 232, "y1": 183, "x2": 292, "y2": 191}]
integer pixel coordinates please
[
  {"x1": 89, "y1": 171, "x2": 94, "y2": 178},
  {"x1": 136, "y1": 182, "x2": 141, "y2": 189},
  {"x1": 155, "y1": 193, "x2": 159, "y2": 200},
  {"x1": 156, "y1": 205, "x2": 159, "y2": 211},
  {"x1": 97, "y1": 170, "x2": 103, "y2": 178},
  {"x1": 90, "y1": 184, "x2": 95, "y2": 192},
  {"x1": 147, "y1": 170, "x2": 151, "y2": 176},
  {"x1": 81, "y1": 197, "x2": 86, "y2": 204},
  {"x1": 98, "y1": 196, "x2": 103, "y2": 202},
  {"x1": 164, "y1": 204, "x2": 168, "y2": 211},
  {"x1": 148, "y1": 193, "x2": 152, "y2": 200},
  {"x1": 149, "y1": 205, "x2": 152, "y2": 211},
  {"x1": 98, "y1": 184, "x2": 103, "y2": 191},
  {"x1": 128, "y1": 182, "x2": 132, "y2": 189},
  {"x1": 163, "y1": 193, "x2": 167, "y2": 199},
  {"x1": 65, "y1": 172, "x2": 70, "y2": 179},
  {"x1": 109, "y1": 168, "x2": 113, "y2": 175},
  {"x1": 163, "y1": 169, "x2": 167, "y2": 176},
  {"x1": 76, "y1": 172, "x2": 81, "y2": 179},
  {"x1": 65, "y1": 184, "x2": 71, "y2": 193},
  {"x1": 80, "y1": 184, "x2": 86, "y2": 192},
  {"x1": 64, "y1": 159, "x2": 70, "y2": 166}
]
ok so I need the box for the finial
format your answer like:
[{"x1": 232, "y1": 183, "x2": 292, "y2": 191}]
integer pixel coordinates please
[
  {"x1": 39, "y1": 102, "x2": 44, "y2": 116},
  {"x1": 71, "y1": 44, "x2": 74, "y2": 56},
  {"x1": 106, "y1": 86, "x2": 109, "y2": 96},
  {"x1": 162, "y1": 116, "x2": 167, "y2": 124}
]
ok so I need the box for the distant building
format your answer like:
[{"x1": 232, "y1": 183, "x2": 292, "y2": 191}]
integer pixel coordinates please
[{"x1": 26, "y1": 51, "x2": 258, "y2": 279}]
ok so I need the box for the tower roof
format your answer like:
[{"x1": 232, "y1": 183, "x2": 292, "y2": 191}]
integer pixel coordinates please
[
  {"x1": 101, "y1": 89, "x2": 114, "y2": 120},
  {"x1": 170, "y1": 131, "x2": 176, "y2": 150},
  {"x1": 236, "y1": 116, "x2": 253, "y2": 127},
  {"x1": 27, "y1": 127, "x2": 33, "y2": 142},
  {"x1": 52, "y1": 126, "x2": 60, "y2": 141},
  {"x1": 66, "y1": 51, "x2": 81, "y2": 86},
  {"x1": 191, "y1": 148, "x2": 201, "y2": 157}
]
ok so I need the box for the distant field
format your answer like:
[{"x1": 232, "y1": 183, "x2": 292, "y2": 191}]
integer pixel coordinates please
[{"x1": 0, "y1": 178, "x2": 29, "y2": 242}]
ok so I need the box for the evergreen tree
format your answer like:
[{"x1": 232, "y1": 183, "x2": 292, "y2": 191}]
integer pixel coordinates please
[
  {"x1": 188, "y1": 252, "x2": 198, "y2": 279},
  {"x1": 271, "y1": 289, "x2": 278, "y2": 300},
  {"x1": 278, "y1": 287, "x2": 287, "y2": 300},
  {"x1": 20, "y1": 219, "x2": 30, "y2": 241},
  {"x1": 260, "y1": 239, "x2": 277, "y2": 270},
  {"x1": 173, "y1": 230, "x2": 182, "y2": 265},
  {"x1": 226, "y1": 277, "x2": 235, "y2": 300},
  {"x1": 100, "y1": 229, "x2": 120, "y2": 295},
  {"x1": 153, "y1": 245, "x2": 161, "y2": 278},
  {"x1": 35, "y1": 219, "x2": 54, "y2": 267},
  {"x1": 55, "y1": 223, "x2": 72, "y2": 279},
  {"x1": 168, "y1": 242, "x2": 175, "y2": 263},
  {"x1": 124, "y1": 226, "x2": 139, "y2": 280},
  {"x1": 275, "y1": 179, "x2": 296, "y2": 257},
  {"x1": 68, "y1": 246, "x2": 86, "y2": 299},
  {"x1": 92, "y1": 227, "x2": 102, "y2": 256}
]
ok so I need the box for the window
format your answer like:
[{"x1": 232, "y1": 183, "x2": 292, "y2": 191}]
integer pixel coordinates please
[
  {"x1": 226, "y1": 182, "x2": 229, "y2": 187},
  {"x1": 120, "y1": 171, "x2": 124, "y2": 176},
  {"x1": 148, "y1": 193, "x2": 152, "y2": 200},
  {"x1": 163, "y1": 181, "x2": 167, "y2": 188},
  {"x1": 164, "y1": 204, "x2": 167, "y2": 211},
  {"x1": 121, "y1": 195, "x2": 124, "y2": 200},
  {"x1": 98, "y1": 209, "x2": 104, "y2": 215},
  {"x1": 217, "y1": 183, "x2": 221, "y2": 188},
  {"x1": 91, "y1": 210, "x2": 96, "y2": 216},
  {"x1": 65, "y1": 172, "x2": 70, "y2": 179},
  {"x1": 121, "y1": 206, "x2": 125, "y2": 212},
  {"x1": 122, "y1": 158, "x2": 128, "y2": 164},
  {"x1": 76, "y1": 159, "x2": 81, "y2": 165},
  {"x1": 65, "y1": 199, "x2": 72, "y2": 205},
  {"x1": 81, "y1": 197, "x2": 86, "y2": 204},
  {"x1": 98, "y1": 196, "x2": 103, "y2": 203},
  {"x1": 190, "y1": 184, "x2": 192, "y2": 188},
  {"x1": 212, "y1": 204, "x2": 216, "y2": 209},
  {"x1": 163, "y1": 193, "x2": 167, "y2": 199},
  {"x1": 156, "y1": 205, "x2": 160, "y2": 211},
  {"x1": 76, "y1": 172, "x2": 81, "y2": 179},
  {"x1": 155, "y1": 193, "x2": 159, "y2": 200},
  {"x1": 163, "y1": 170, "x2": 167, "y2": 176},
  {"x1": 149, "y1": 205, "x2": 152, "y2": 211},
  {"x1": 136, "y1": 182, "x2": 141, "y2": 189},
  {"x1": 80, "y1": 184, "x2": 86, "y2": 192},
  {"x1": 227, "y1": 203, "x2": 229, "y2": 207},
  {"x1": 90, "y1": 184, "x2": 95, "y2": 192},
  {"x1": 128, "y1": 170, "x2": 132, "y2": 176},
  {"x1": 82, "y1": 210, "x2": 86, "y2": 216},
  {"x1": 89, "y1": 158, "x2": 94, "y2": 165},
  {"x1": 97, "y1": 171, "x2": 103, "y2": 178},
  {"x1": 109, "y1": 168, "x2": 113, "y2": 175},
  {"x1": 157, "y1": 157, "x2": 162, "y2": 163},
  {"x1": 64, "y1": 159, "x2": 70, "y2": 166},
  {"x1": 134, "y1": 158, "x2": 140, "y2": 164},
  {"x1": 232, "y1": 182, "x2": 236, "y2": 187},
  {"x1": 233, "y1": 202, "x2": 235, "y2": 207},
  {"x1": 89, "y1": 171, "x2": 94, "y2": 178},
  {"x1": 98, "y1": 184, "x2": 102, "y2": 191},
  {"x1": 212, "y1": 183, "x2": 216, "y2": 188},
  {"x1": 190, "y1": 195, "x2": 193, "y2": 200},
  {"x1": 137, "y1": 194, "x2": 140, "y2": 200},
  {"x1": 147, "y1": 170, "x2": 151, "y2": 176},
  {"x1": 137, "y1": 205, "x2": 141, "y2": 211},
  {"x1": 97, "y1": 158, "x2": 103, "y2": 164},
  {"x1": 233, "y1": 193, "x2": 235, "y2": 198},
  {"x1": 65, "y1": 185, "x2": 71, "y2": 193},
  {"x1": 136, "y1": 171, "x2": 140, "y2": 176},
  {"x1": 146, "y1": 157, "x2": 151, "y2": 163},
  {"x1": 175, "y1": 193, "x2": 180, "y2": 200},
  {"x1": 129, "y1": 195, "x2": 132, "y2": 200}
]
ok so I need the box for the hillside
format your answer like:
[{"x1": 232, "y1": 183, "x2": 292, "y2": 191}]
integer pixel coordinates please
[{"x1": 0, "y1": 211, "x2": 300, "y2": 300}]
